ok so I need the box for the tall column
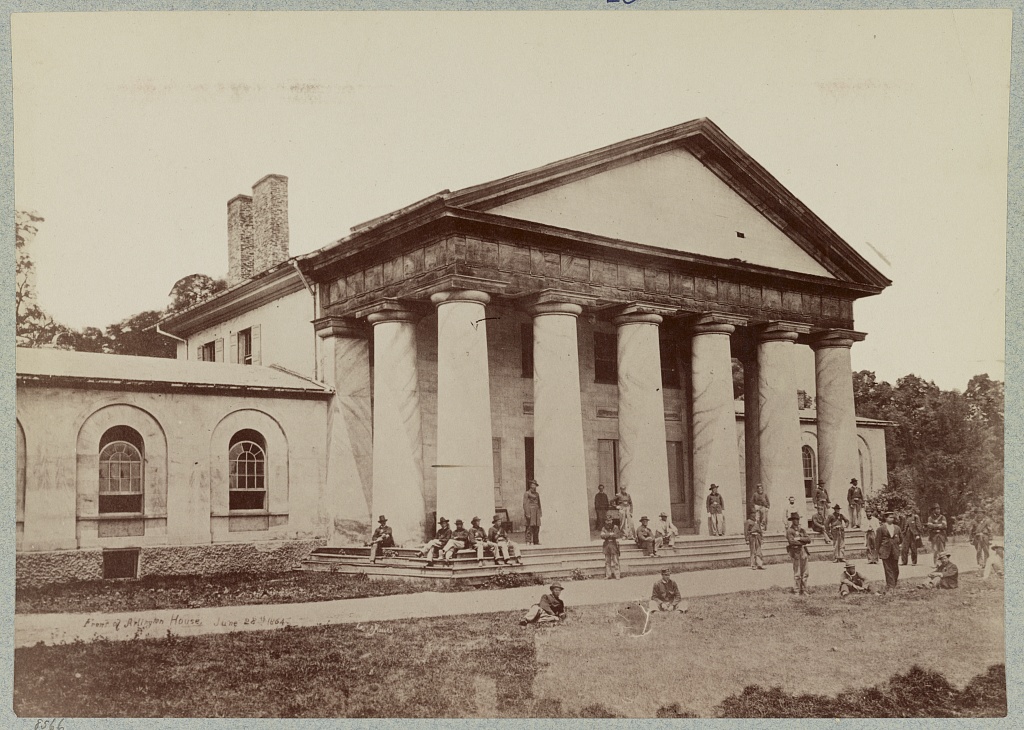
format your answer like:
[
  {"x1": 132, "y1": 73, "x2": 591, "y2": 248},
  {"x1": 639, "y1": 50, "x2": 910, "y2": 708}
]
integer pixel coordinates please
[
  {"x1": 691, "y1": 316, "x2": 744, "y2": 534},
  {"x1": 367, "y1": 307, "x2": 427, "y2": 544},
  {"x1": 431, "y1": 290, "x2": 495, "y2": 525},
  {"x1": 316, "y1": 317, "x2": 373, "y2": 545},
  {"x1": 615, "y1": 307, "x2": 672, "y2": 526},
  {"x1": 528, "y1": 300, "x2": 590, "y2": 546},
  {"x1": 812, "y1": 331, "x2": 862, "y2": 499},
  {"x1": 757, "y1": 323, "x2": 805, "y2": 517}
]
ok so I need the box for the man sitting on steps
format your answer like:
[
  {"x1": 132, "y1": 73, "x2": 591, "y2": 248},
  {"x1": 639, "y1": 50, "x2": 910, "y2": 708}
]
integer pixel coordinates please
[
  {"x1": 442, "y1": 519, "x2": 472, "y2": 564},
  {"x1": 488, "y1": 514, "x2": 522, "y2": 565},
  {"x1": 417, "y1": 517, "x2": 452, "y2": 566}
]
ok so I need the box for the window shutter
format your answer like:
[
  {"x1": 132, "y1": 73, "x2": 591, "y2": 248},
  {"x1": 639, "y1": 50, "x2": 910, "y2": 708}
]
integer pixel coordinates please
[
  {"x1": 251, "y1": 324, "x2": 261, "y2": 365},
  {"x1": 230, "y1": 332, "x2": 238, "y2": 364},
  {"x1": 215, "y1": 338, "x2": 224, "y2": 362},
  {"x1": 196, "y1": 346, "x2": 204, "y2": 362}
]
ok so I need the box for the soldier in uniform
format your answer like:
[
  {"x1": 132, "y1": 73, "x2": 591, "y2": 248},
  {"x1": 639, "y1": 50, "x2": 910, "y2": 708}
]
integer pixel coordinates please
[
  {"x1": 900, "y1": 506, "x2": 923, "y2": 566},
  {"x1": 786, "y1": 513, "x2": 812, "y2": 594},
  {"x1": 876, "y1": 511, "x2": 903, "y2": 592},
  {"x1": 520, "y1": 582, "x2": 565, "y2": 625},
  {"x1": 418, "y1": 517, "x2": 452, "y2": 566},
  {"x1": 523, "y1": 480, "x2": 543, "y2": 545},
  {"x1": 442, "y1": 519, "x2": 472, "y2": 563},
  {"x1": 847, "y1": 478, "x2": 864, "y2": 528},
  {"x1": 926, "y1": 504, "x2": 948, "y2": 565},
  {"x1": 744, "y1": 507, "x2": 765, "y2": 570},
  {"x1": 921, "y1": 552, "x2": 959, "y2": 589},
  {"x1": 839, "y1": 561, "x2": 870, "y2": 597},
  {"x1": 814, "y1": 480, "x2": 831, "y2": 520},
  {"x1": 594, "y1": 484, "x2": 610, "y2": 532},
  {"x1": 706, "y1": 484, "x2": 725, "y2": 536},
  {"x1": 654, "y1": 512, "x2": 678, "y2": 550},
  {"x1": 971, "y1": 515, "x2": 994, "y2": 569},
  {"x1": 468, "y1": 516, "x2": 491, "y2": 566},
  {"x1": 651, "y1": 568, "x2": 686, "y2": 612},
  {"x1": 825, "y1": 503, "x2": 849, "y2": 562},
  {"x1": 488, "y1": 514, "x2": 522, "y2": 565},
  {"x1": 751, "y1": 483, "x2": 771, "y2": 531},
  {"x1": 636, "y1": 516, "x2": 657, "y2": 556},
  {"x1": 367, "y1": 515, "x2": 396, "y2": 563},
  {"x1": 601, "y1": 516, "x2": 622, "y2": 580}
]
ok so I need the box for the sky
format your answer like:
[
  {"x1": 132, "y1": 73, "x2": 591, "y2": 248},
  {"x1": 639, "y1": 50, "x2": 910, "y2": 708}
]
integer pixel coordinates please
[{"x1": 11, "y1": 9, "x2": 1011, "y2": 392}]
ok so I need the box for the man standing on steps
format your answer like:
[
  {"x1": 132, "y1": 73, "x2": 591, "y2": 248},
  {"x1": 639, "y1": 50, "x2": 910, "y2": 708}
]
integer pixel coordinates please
[
  {"x1": 825, "y1": 503, "x2": 849, "y2": 562},
  {"x1": 786, "y1": 513, "x2": 812, "y2": 594},
  {"x1": 706, "y1": 484, "x2": 725, "y2": 536},
  {"x1": 847, "y1": 478, "x2": 864, "y2": 528},
  {"x1": 814, "y1": 480, "x2": 830, "y2": 521},
  {"x1": 752, "y1": 483, "x2": 771, "y2": 532},
  {"x1": 876, "y1": 511, "x2": 903, "y2": 592},
  {"x1": 594, "y1": 484, "x2": 610, "y2": 532},
  {"x1": 744, "y1": 507, "x2": 766, "y2": 570},
  {"x1": 523, "y1": 480, "x2": 542, "y2": 545}
]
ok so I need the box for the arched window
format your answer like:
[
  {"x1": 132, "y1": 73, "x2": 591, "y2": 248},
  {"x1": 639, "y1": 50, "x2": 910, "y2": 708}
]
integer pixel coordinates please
[
  {"x1": 229, "y1": 429, "x2": 267, "y2": 511},
  {"x1": 802, "y1": 445, "x2": 816, "y2": 498},
  {"x1": 99, "y1": 425, "x2": 144, "y2": 514}
]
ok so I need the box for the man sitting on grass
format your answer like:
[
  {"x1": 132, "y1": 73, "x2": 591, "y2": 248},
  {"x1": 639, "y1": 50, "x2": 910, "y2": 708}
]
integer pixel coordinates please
[
  {"x1": 839, "y1": 561, "x2": 869, "y2": 597},
  {"x1": 520, "y1": 583, "x2": 565, "y2": 625},
  {"x1": 651, "y1": 568, "x2": 687, "y2": 612},
  {"x1": 983, "y1": 542, "x2": 1004, "y2": 579},
  {"x1": 920, "y1": 551, "x2": 959, "y2": 589}
]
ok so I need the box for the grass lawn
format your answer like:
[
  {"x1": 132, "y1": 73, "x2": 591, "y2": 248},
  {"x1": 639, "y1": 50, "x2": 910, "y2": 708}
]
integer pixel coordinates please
[
  {"x1": 14, "y1": 573, "x2": 1004, "y2": 718},
  {"x1": 15, "y1": 569, "x2": 545, "y2": 615}
]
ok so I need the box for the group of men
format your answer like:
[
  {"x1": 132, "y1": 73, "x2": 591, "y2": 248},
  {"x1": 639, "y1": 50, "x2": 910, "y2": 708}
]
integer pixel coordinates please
[
  {"x1": 366, "y1": 514, "x2": 524, "y2": 566},
  {"x1": 600, "y1": 513, "x2": 678, "y2": 579}
]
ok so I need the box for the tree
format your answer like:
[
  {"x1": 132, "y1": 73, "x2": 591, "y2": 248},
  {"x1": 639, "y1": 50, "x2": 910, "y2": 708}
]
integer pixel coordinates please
[
  {"x1": 104, "y1": 310, "x2": 176, "y2": 358},
  {"x1": 15, "y1": 211, "x2": 66, "y2": 347},
  {"x1": 168, "y1": 274, "x2": 228, "y2": 313}
]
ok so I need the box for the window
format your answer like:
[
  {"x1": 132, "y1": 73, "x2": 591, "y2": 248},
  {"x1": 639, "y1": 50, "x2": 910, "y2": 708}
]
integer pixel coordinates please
[
  {"x1": 521, "y1": 323, "x2": 534, "y2": 378},
  {"x1": 103, "y1": 548, "x2": 140, "y2": 579},
  {"x1": 598, "y1": 439, "x2": 619, "y2": 495},
  {"x1": 524, "y1": 437, "x2": 534, "y2": 487},
  {"x1": 660, "y1": 337, "x2": 680, "y2": 389},
  {"x1": 237, "y1": 328, "x2": 253, "y2": 365},
  {"x1": 594, "y1": 332, "x2": 617, "y2": 384},
  {"x1": 229, "y1": 429, "x2": 267, "y2": 510},
  {"x1": 493, "y1": 438, "x2": 503, "y2": 507},
  {"x1": 802, "y1": 445, "x2": 816, "y2": 498},
  {"x1": 98, "y1": 426, "x2": 144, "y2": 514},
  {"x1": 201, "y1": 341, "x2": 216, "y2": 362}
]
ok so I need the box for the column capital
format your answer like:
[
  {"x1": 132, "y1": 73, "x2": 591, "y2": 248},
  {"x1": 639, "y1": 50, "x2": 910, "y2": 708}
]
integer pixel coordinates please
[
  {"x1": 363, "y1": 298, "x2": 427, "y2": 326},
  {"x1": 314, "y1": 315, "x2": 368, "y2": 339},
  {"x1": 809, "y1": 329, "x2": 868, "y2": 351},
  {"x1": 430, "y1": 290, "x2": 491, "y2": 307},
  {"x1": 757, "y1": 321, "x2": 809, "y2": 344},
  {"x1": 518, "y1": 289, "x2": 597, "y2": 317},
  {"x1": 690, "y1": 313, "x2": 745, "y2": 336},
  {"x1": 611, "y1": 302, "x2": 674, "y2": 327}
]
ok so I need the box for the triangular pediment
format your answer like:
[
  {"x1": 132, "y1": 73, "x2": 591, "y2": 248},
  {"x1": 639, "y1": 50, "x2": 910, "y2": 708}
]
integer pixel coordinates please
[{"x1": 482, "y1": 147, "x2": 832, "y2": 277}]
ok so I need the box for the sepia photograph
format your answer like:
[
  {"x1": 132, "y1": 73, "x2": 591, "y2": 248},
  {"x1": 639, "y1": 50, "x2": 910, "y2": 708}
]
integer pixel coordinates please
[{"x1": 7, "y1": 5, "x2": 1013, "y2": 721}]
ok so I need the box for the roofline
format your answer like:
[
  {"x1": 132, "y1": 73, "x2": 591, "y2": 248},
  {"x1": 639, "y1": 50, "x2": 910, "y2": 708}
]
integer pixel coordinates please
[{"x1": 16, "y1": 373, "x2": 333, "y2": 400}]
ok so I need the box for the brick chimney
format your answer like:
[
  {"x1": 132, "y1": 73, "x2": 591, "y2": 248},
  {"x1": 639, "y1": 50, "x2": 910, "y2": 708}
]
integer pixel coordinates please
[
  {"x1": 227, "y1": 194, "x2": 254, "y2": 285},
  {"x1": 252, "y1": 174, "x2": 289, "y2": 274}
]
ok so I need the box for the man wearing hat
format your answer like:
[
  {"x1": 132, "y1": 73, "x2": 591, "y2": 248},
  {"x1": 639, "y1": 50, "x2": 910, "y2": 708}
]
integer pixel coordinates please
[
  {"x1": 417, "y1": 517, "x2": 452, "y2": 566},
  {"x1": 786, "y1": 513, "x2": 813, "y2": 594},
  {"x1": 876, "y1": 511, "x2": 903, "y2": 591},
  {"x1": 442, "y1": 519, "x2": 472, "y2": 564},
  {"x1": 488, "y1": 514, "x2": 522, "y2": 565},
  {"x1": 900, "y1": 506, "x2": 923, "y2": 566},
  {"x1": 615, "y1": 486, "x2": 635, "y2": 540},
  {"x1": 751, "y1": 483, "x2": 771, "y2": 532},
  {"x1": 366, "y1": 515, "x2": 396, "y2": 563},
  {"x1": 839, "y1": 561, "x2": 870, "y2": 597},
  {"x1": 636, "y1": 516, "x2": 657, "y2": 556},
  {"x1": 651, "y1": 569, "x2": 685, "y2": 612},
  {"x1": 467, "y1": 516, "x2": 491, "y2": 566},
  {"x1": 520, "y1": 582, "x2": 565, "y2": 625},
  {"x1": 825, "y1": 503, "x2": 850, "y2": 562},
  {"x1": 600, "y1": 516, "x2": 622, "y2": 579},
  {"x1": 655, "y1": 512, "x2": 678, "y2": 550},
  {"x1": 523, "y1": 480, "x2": 542, "y2": 545},
  {"x1": 971, "y1": 515, "x2": 994, "y2": 569},
  {"x1": 706, "y1": 484, "x2": 725, "y2": 536},
  {"x1": 926, "y1": 504, "x2": 948, "y2": 565},
  {"x1": 847, "y1": 478, "x2": 864, "y2": 528},
  {"x1": 983, "y1": 541, "x2": 1004, "y2": 580},
  {"x1": 744, "y1": 507, "x2": 766, "y2": 570},
  {"x1": 921, "y1": 551, "x2": 958, "y2": 590},
  {"x1": 813, "y1": 480, "x2": 830, "y2": 521}
]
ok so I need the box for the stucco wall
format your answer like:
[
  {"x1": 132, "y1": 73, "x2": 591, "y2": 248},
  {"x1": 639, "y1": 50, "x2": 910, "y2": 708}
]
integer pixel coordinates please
[
  {"x1": 16, "y1": 385, "x2": 329, "y2": 563},
  {"x1": 181, "y1": 288, "x2": 316, "y2": 378}
]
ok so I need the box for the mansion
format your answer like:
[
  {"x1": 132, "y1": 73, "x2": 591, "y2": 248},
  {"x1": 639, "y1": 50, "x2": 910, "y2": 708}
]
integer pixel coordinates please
[{"x1": 15, "y1": 119, "x2": 890, "y2": 582}]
